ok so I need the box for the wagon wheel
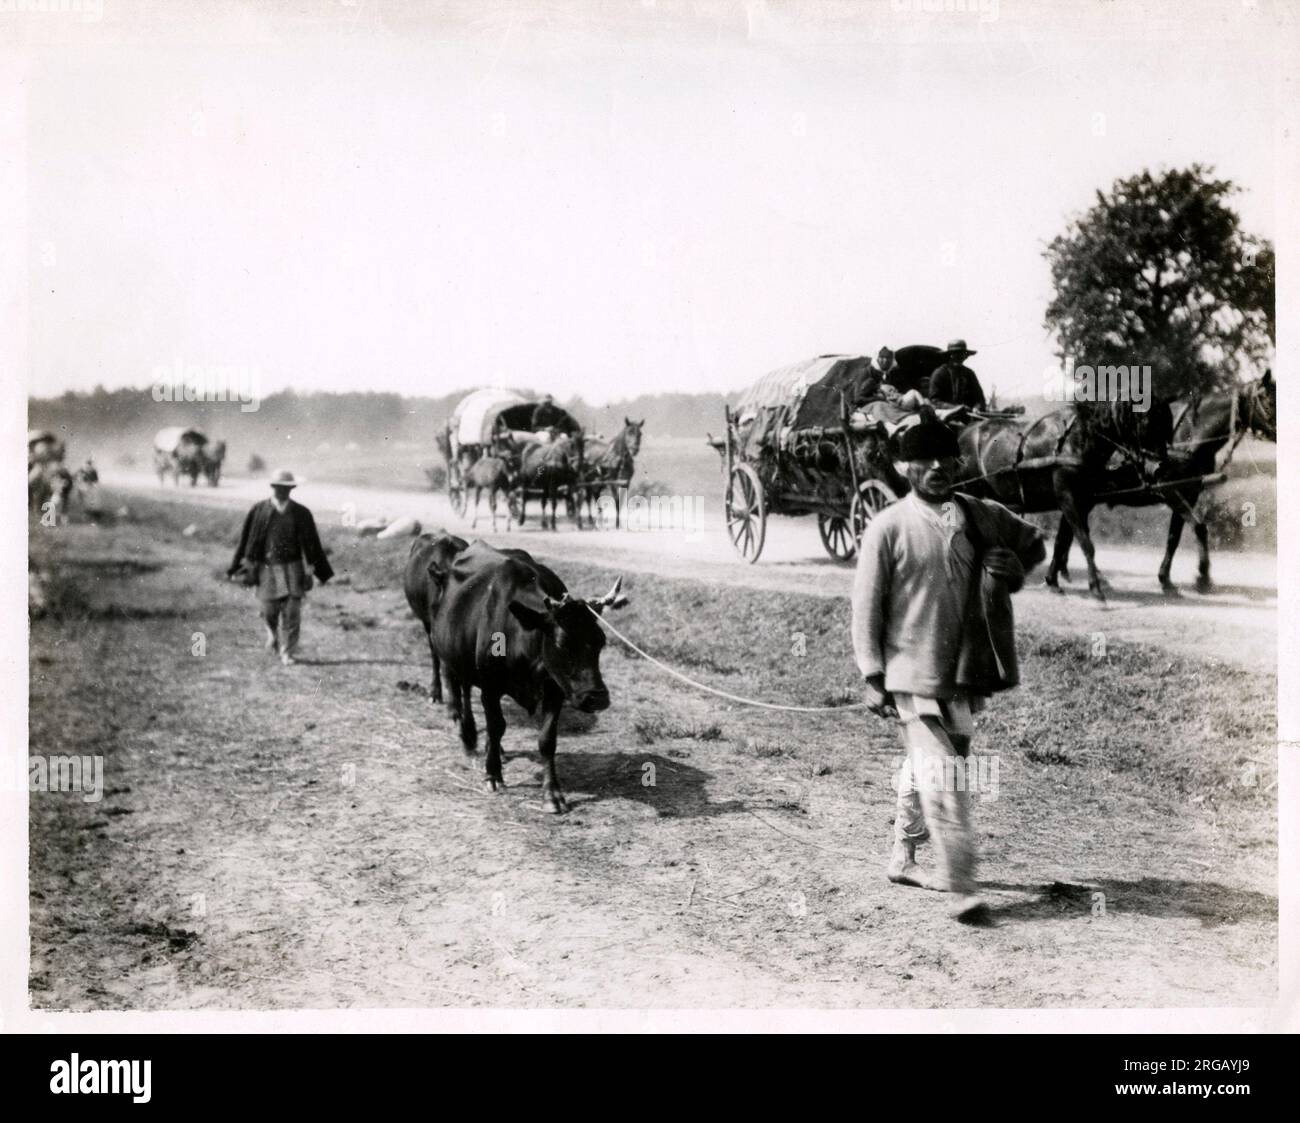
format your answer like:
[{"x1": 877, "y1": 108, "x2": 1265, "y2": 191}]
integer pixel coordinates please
[
  {"x1": 448, "y1": 461, "x2": 468, "y2": 517},
  {"x1": 817, "y1": 511, "x2": 858, "y2": 562},
  {"x1": 849, "y1": 479, "x2": 897, "y2": 546},
  {"x1": 725, "y1": 463, "x2": 766, "y2": 563}
]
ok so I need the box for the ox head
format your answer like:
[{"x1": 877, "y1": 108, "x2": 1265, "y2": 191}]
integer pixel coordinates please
[{"x1": 508, "y1": 576, "x2": 629, "y2": 713}]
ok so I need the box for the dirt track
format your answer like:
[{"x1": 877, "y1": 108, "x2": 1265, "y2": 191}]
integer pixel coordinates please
[{"x1": 108, "y1": 469, "x2": 1277, "y2": 673}]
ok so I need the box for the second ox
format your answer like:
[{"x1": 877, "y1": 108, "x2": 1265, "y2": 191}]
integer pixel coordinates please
[{"x1": 406, "y1": 535, "x2": 628, "y2": 813}]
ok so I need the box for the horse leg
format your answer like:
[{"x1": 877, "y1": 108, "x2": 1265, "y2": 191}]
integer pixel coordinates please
[
  {"x1": 1045, "y1": 518, "x2": 1074, "y2": 591},
  {"x1": 470, "y1": 485, "x2": 480, "y2": 528},
  {"x1": 1193, "y1": 519, "x2": 1212, "y2": 593},
  {"x1": 1158, "y1": 509, "x2": 1184, "y2": 592},
  {"x1": 1057, "y1": 480, "x2": 1104, "y2": 600}
]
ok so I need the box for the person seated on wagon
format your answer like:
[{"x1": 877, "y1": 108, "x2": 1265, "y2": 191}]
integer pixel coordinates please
[
  {"x1": 530, "y1": 394, "x2": 564, "y2": 432},
  {"x1": 928, "y1": 339, "x2": 986, "y2": 411},
  {"x1": 876, "y1": 347, "x2": 928, "y2": 411}
]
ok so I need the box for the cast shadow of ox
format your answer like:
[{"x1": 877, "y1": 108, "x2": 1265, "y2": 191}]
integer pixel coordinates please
[
  {"x1": 984, "y1": 878, "x2": 1277, "y2": 928},
  {"x1": 495, "y1": 746, "x2": 746, "y2": 819}
]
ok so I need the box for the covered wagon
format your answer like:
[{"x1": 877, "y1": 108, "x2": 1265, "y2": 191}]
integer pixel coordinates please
[
  {"x1": 717, "y1": 355, "x2": 907, "y2": 564},
  {"x1": 438, "y1": 388, "x2": 583, "y2": 517}
]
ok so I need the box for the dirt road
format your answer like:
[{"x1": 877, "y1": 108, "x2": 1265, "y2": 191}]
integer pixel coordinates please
[{"x1": 108, "y1": 469, "x2": 1277, "y2": 673}]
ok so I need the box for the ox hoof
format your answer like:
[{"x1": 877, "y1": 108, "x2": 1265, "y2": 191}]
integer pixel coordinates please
[
  {"x1": 1089, "y1": 584, "x2": 1107, "y2": 603},
  {"x1": 540, "y1": 794, "x2": 569, "y2": 815},
  {"x1": 1195, "y1": 576, "x2": 1213, "y2": 594},
  {"x1": 1044, "y1": 577, "x2": 1063, "y2": 594},
  {"x1": 485, "y1": 776, "x2": 507, "y2": 793},
  {"x1": 1159, "y1": 579, "x2": 1179, "y2": 597}
]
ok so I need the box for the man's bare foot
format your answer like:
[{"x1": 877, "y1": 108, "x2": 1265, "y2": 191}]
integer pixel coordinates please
[{"x1": 887, "y1": 841, "x2": 944, "y2": 890}]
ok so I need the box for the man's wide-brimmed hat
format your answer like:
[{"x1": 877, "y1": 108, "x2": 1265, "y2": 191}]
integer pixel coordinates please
[
  {"x1": 896, "y1": 416, "x2": 959, "y2": 461},
  {"x1": 945, "y1": 338, "x2": 977, "y2": 358},
  {"x1": 269, "y1": 469, "x2": 302, "y2": 489}
]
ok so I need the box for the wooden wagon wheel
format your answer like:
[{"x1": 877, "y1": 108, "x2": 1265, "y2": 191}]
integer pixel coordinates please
[
  {"x1": 448, "y1": 459, "x2": 468, "y2": 517},
  {"x1": 849, "y1": 479, "x2": 897, "y2": 547},
  {"x1": 725, "y1": 462, "x2": 766, "y2": 563},
  {"x1": 817, "y1": 510, "x2": 858, "y2": 562}
]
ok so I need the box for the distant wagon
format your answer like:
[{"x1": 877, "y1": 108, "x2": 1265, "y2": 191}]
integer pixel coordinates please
[
  {"x1": 153, "y1": 426, "x2": 225, "y2": 487},
  {"x1": 437, "y1": 388, "x2": 583, "y2": 521}
]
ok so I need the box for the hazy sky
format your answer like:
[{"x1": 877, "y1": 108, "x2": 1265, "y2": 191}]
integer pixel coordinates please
[{"x1": 13, "y1": 0, "x2": 1286, "y2": 405}]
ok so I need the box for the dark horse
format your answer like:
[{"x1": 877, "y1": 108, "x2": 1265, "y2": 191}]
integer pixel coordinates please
[
  {"x1": 1049, "y1": 372, "x2": 1275, "y2": 593},
  {"x1": 516, "y1": 433, "x2": 578, "y2": 531},
  {"x1": 956, "y1": 398, "x2": 1173, "y2": 600},
  {"x1": 577, "y1": 417, "x2": 644, "y2": 528}
]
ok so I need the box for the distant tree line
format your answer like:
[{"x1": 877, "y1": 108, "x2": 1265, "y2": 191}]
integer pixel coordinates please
[{"x1": 27, "y1": 384, "x2": 733, "y2": 453}]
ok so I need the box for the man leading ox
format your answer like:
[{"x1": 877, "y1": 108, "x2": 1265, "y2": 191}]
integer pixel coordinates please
[{"x1": 851, "y1": 413, "x2": 1044, "y2": 921}]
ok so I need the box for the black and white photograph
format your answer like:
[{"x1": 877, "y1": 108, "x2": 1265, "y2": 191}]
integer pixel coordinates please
[{"x1": 3, "y1": 0, "x2": 1296, "y2": 1038}]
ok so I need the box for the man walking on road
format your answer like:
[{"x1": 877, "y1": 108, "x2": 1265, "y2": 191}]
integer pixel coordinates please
[
  {"x1": 851, "y1": 413, "x2": 1044, "y2": 921},
  {"x1": 228, "y1": 469, "x2": 334, "y2": 666}
]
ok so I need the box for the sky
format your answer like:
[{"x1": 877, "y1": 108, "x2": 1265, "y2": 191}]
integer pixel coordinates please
[{"x1": 10, "y1": 0, "x2": 1288, "y2": 406}]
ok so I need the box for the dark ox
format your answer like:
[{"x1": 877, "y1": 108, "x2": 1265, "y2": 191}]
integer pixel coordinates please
[
  {"x1": 431, "y1": 540, "x2": 628, "y2": 813},
  {"x1": 403, "y1": 531, "x2": 470, "y2": 704}
]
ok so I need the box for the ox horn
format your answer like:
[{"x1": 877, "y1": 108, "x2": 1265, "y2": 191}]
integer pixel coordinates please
[{"x1": 587, "y1": 576, "x2": 628, "y2": 613}]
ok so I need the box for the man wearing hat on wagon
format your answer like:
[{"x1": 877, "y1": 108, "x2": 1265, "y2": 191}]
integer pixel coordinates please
[
  {"x1": 928, "y1": 339, "x2": 986, "y2": 411},
  {"x1": 228, "y1": 469, "x2": 334, "y2": 666},
  {"x1": 851, "y1": 411, "x2": 1044, "y2": 922},
  {"x1": 530, "y1": 394, "x2": 564, "y2": 433}
]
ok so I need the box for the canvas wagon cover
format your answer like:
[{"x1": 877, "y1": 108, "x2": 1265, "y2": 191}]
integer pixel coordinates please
[
  {"x1": 153, "y1": 426, "x2": 208, "y2": 454},
  {"x1": 734, "y1": 355, "x2": 874, "y2": 432},
  {"x1": 450, "y1": 388, "x2": 528, "y2": 447}
]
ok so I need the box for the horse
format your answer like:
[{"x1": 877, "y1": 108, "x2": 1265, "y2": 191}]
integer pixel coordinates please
[
  {"x1": 202, "y1": 440, "x2": 226, "y2": 486},
  {"x1": 516, "y1": 433, "x2": 577, "y2": 531},
  {"x1": 466, "y1": 455, "x2": 514, "y2": 532},
  {"x1": 956, "y1": 398, "x2": 1174, "y2": 600},
  {"x1": 1047, "y1": 372, "x2": 1276, "y2": 593},
  {"x1": 576, "y1": 418, "x2": 644, "y2": 529}
]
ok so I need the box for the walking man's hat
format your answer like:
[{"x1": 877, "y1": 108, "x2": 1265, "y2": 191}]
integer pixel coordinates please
[
  {"x1": 945, "y1": 338, "x2": 977, "y2": 358},
  {"x1": 269, "y1": 469, "x2": 302, "y2": 489},
  {"x1": 896, "y1": 414, "x2": 959, "y2": 461}
]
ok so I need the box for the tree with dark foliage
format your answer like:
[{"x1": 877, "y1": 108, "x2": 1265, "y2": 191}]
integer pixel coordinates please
[{"x1": 1043, "y1": 165, "x2": 1274, "y2": 404}]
